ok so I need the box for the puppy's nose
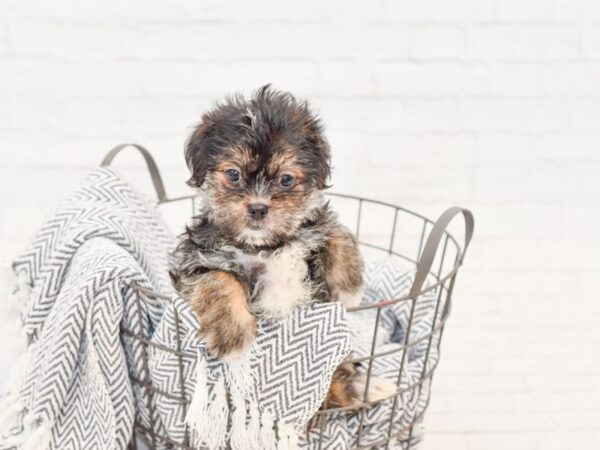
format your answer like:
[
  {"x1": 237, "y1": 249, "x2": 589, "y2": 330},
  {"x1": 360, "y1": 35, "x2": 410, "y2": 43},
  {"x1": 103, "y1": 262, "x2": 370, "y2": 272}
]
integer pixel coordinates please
[{"x1": 248, "y1": 203, "x2": 269, "y2": 221}]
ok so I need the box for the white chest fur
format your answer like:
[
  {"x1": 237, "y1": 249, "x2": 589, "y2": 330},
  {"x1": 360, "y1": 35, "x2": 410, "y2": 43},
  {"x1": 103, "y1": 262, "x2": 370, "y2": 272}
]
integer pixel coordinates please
[{"x1": 233, "y1": 245, "x2": 312, "y2": 319}]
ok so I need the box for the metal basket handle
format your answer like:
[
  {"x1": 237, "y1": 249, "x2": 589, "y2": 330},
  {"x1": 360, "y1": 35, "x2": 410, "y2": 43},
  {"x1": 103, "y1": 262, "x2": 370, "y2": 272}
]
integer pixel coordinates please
[
  {"x1": 409, "y1": 207, "x2": 474, "y2": 298},
  {"x1": 101, "y1": 143, "x2": 168, "y2": 203}
]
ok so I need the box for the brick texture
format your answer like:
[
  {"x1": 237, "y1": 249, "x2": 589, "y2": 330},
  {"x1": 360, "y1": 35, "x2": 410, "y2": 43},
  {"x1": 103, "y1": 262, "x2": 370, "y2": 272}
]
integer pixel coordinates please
[{"x1": 1, "y1": 1, "x2": 599, "y2": 449}]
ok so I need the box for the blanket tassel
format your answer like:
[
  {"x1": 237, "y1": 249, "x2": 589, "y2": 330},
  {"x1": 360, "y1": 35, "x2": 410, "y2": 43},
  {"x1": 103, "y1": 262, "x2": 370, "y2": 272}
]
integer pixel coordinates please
[
  {"x1": 0, "y1": 339, "x2": 34, "y2": 439},
  {"x1": 0, "y1": 396, "x2": 24, "y2": 434},
  {"x1": 21, "y1": 418, "x2": 53, "y2": 450},
  {"x1": 204, "y1": 378, "x2": 228, "y2": 449},
  {"x1": 259, "y1": 411, "x2": 277, "y2": 450},
  {"x1": 186, "y1": 357, "x2": 209, "y2": 445},
  {"x1": 277, "y1": 422, "x2": 298, "y2": 450},
  {"x1": 229, "y1": 394, "x2": 249, "y2": 450},
  {"x1": 247, "y1": 403, "x2": 261, "y2": 449}
]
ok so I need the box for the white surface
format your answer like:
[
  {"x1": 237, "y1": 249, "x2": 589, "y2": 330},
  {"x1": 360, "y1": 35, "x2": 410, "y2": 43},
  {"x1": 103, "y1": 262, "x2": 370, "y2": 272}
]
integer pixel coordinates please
[{"x1": 1, "y1": 1, "x2": 599, "y2": 449}]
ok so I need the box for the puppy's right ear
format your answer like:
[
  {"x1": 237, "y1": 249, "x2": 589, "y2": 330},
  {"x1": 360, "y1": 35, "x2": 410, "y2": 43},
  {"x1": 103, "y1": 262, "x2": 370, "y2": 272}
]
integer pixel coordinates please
[{"x1": 185, "y1": 118, "x2": 214, "y2": 188}]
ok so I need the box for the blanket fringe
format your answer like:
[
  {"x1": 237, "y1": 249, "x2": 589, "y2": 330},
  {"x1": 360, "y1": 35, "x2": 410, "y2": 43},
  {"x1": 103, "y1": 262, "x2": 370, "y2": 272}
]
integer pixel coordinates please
[
  {"x1": 226, "y1": 349, "x2": 260, "y2": 450},
  {"x1": 185, "y1": 357, "x2": 209, "y2": 445},
  {"x1": 9, "y1": 267, "x2": 32, "y2": 314},
  {"x1": 229, "y1": 394, "x2": 249, "y2": 450},
  {"x1": 276, "y1": 422, "x2": 298, "y2": 450},
  {"x1": 247, "y1": 403, "x2": 261, "y2": 449},
  {"x1": 259, "y1": 411, "x2": 277, "y2": 450},
  {"x1": 204, "y1": 378, "x2": 228, "y2": 449},
  {"x1": 21, "y1": 418, "x2": 53, "y2": 450},
  {"x1": 0, "y1": 267, "x2": 32, "y2": 445},
  {"x1": 187, "y1": 344, "x2": 304, "y2": 450},
  {"x1": 223, "y1": 348, "x2": 255, "y2": 393},
  {"x1": 0, "y1": 395, "x2": 25, "y2": 436},
  {"x1": 0, "y1": 336, "x2": 34, "y2": 440}
]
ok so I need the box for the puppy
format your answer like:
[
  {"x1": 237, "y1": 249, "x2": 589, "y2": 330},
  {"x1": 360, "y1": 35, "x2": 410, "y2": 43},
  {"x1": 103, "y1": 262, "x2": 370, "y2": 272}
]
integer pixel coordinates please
[{"x1": 171, "y1": 86, "x2": 393, "y2": 407}]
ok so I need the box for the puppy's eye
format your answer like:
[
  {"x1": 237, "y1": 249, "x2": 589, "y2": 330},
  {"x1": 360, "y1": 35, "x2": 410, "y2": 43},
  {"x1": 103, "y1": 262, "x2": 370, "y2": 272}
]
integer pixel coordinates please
[
  {"x1": 225, "y1": 169, "x2": 240, "y2": 182},
  {"x1": 280, "y1": 174, "x2": 295, "y2": 187}
]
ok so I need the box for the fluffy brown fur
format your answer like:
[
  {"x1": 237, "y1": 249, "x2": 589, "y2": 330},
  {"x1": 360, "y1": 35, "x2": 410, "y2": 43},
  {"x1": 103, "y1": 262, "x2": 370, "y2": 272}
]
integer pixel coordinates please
[
  {"x1": 171, "y1": 86, "x2": 387, "y2": 407},
  {"x1": 325, "y1": 361, "x2": 360, "y2": 408}
]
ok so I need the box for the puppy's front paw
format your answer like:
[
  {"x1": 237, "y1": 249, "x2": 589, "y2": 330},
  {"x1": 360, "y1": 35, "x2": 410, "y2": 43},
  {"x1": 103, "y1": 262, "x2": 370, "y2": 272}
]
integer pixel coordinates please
[
  {"x1": 200, "y1": 310, "x2": 256, "y2": 360},
  {"x1": 190, "y1": 271, "x2": 257, "y2": 360},
  {"x1": 353, "y1": 374, "x2": 397, "y2": 403},
  {"x1": 326, "y1": 361, "x2": 397, "y2": 408},
  {"x1": 326, "y1": 361, "x2": 360, "y2": 408}
]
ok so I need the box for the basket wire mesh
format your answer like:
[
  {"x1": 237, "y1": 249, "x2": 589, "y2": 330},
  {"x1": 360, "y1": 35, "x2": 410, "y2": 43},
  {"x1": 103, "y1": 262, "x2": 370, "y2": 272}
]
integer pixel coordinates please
[{"x1": 103, "y1": 144, "x2": 473, "y2": 450}]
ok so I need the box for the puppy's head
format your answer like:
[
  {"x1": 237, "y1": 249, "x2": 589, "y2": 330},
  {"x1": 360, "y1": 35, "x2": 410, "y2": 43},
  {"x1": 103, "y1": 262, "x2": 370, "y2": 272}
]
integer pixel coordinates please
[{"x1": 186, "y1": 85, "x2": 330, "y2": 248}]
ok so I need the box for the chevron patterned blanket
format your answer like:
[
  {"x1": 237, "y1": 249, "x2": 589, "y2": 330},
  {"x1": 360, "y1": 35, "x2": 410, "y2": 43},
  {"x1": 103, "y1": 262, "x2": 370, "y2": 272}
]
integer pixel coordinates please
[{"x1": 0, "y1": 167, "x2": 350, "y2": 450}]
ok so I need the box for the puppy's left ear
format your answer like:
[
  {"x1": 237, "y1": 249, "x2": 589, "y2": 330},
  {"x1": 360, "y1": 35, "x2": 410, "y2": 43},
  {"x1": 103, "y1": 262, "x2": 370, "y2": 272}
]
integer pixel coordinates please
[
  {"x1": 304, "y1": 116, "x2": 331, "y2": 189},
  {"x1": 185, "y1": 118, "x2": 214, "y2": 188}
]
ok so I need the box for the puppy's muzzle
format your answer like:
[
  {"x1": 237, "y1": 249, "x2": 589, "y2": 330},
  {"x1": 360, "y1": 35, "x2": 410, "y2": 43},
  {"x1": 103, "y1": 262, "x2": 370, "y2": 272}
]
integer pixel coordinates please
[{"x1": 248, "y1": 203, "x2": 269, "y2": 221}]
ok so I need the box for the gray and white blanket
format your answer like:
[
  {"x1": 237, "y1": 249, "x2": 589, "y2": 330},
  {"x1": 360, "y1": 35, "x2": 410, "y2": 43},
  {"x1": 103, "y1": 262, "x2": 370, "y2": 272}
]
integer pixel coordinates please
[{"x1": 0, "y1": 167, "x2": 439, "y2": 450}]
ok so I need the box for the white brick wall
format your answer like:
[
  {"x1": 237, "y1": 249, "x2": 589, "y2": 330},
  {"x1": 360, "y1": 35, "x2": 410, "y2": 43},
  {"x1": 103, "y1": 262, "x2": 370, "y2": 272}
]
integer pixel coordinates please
[{"x1": 1, "y1": 1, "x2": 599, "y2": 448}]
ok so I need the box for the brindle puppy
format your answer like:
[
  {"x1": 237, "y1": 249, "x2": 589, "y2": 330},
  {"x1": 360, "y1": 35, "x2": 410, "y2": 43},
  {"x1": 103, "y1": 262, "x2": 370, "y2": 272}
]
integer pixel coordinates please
[{"x1": 171, "y1": 86, "x2": 394, "y2": 407}]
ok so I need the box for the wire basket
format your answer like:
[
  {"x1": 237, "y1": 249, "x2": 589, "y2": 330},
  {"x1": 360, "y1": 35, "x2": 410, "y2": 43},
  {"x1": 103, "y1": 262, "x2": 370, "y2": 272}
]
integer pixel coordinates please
[{"x1": 102, "y1": 144, "x2": 473, "y2": 450}]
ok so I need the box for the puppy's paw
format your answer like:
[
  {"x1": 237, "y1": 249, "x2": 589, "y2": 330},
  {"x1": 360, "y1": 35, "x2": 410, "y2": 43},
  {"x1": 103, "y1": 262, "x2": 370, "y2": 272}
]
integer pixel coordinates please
[
  {"x1": 200, "y1": 310, "x2": 256, "y2": 361},
  {"x1": 190, "y1": 271, "x2": 257, "y2": 360},
  {"x1": 326, "y1": 361, "x2": 397, "y2": 408},
  {"x1": 352, "y1": 375, "x2": 397, "y2": 403},
  {"x1": 324, "y1": 224, "x2": 364, "y2": 304},
  {"x1": 326, "y1": 361, "x2": 360, "y2": 408}
]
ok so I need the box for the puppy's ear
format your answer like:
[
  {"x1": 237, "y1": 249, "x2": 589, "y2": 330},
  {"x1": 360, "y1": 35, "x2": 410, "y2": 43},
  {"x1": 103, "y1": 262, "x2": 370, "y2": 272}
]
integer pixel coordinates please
[
  {"x1": 185, "y1": 118, "x2": 214, "y2": 187},
  {"x1": 303, "y1": 115, "x2": 331, "y2": 189}
]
